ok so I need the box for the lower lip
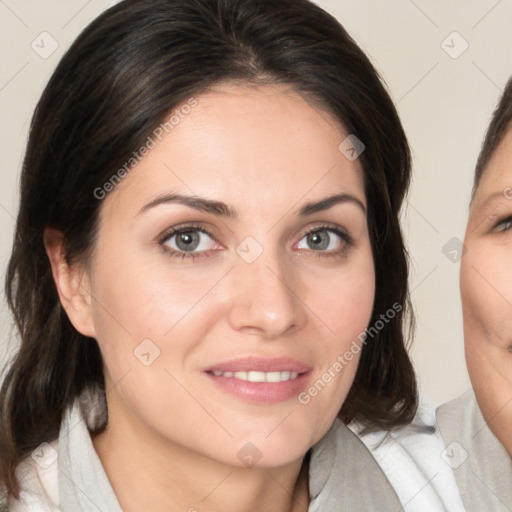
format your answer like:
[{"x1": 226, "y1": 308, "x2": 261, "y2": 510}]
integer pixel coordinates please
[{"x1": 204, "y1": 371, "x2": 311, "y2": 404}]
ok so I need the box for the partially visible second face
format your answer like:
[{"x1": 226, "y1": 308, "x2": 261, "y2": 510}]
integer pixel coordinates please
[
  {"x1": 461, "y1": 128, "x2": 512, "y2": 455},
  {"x1": 85, "y1": 82, "x2": 376, "y2": 470}
]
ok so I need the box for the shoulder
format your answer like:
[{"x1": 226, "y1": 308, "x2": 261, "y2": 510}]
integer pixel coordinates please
[
  {"x1": 436, "y1": 390, "x2": 512, "y2": 511},
  {"x1": 8, "y1": 438, "x2": 60, "y2": 512},
  {"x1": 436, "y1": 389, "x2": 478, "y2": 434},
  {"x1": 7, "y1": 385, "x2": 107, "y2": 512},
  {"x1": 309, "y1": 418, "x2": 403, "y2": 511},
  {"x1": 435, "y1": 389, "x2": 501, "y2": 464},
  {"x1": 350, "y1": 399, "x2": 466, "y2": 512}
]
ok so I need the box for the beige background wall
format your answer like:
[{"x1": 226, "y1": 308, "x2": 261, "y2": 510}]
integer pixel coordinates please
[{"x1": 1, "y1": 0, "x2": 510, "y2": 407}]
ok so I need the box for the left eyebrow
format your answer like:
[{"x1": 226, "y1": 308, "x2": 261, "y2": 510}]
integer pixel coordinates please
[{"x1": 298, "y1": 193, "x2": 366, "y2": 216}]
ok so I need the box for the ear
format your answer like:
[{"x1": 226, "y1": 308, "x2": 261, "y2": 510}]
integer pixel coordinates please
[{"x1": 43, "y1": 227, "x2": 97, "y2": 338}]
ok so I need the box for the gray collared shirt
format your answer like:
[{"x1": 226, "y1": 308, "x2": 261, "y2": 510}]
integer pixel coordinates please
[
  {"x1": 55, "y1": 399, "x2": 401, "y2": 511},
  {"x1": 6, "y1": 387, "x2": 467, "y2": 511},
  {"x1": 437, "y1": 390, "x2": 512, "y2": 511}
]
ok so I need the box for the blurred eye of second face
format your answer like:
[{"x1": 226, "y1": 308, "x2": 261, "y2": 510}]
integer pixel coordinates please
[{"x1": 493, "y1": 216, "x2": 512, "y2": 233}]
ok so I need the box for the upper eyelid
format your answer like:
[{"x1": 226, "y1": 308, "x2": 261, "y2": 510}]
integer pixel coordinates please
[
  {"x1": 494, "y1": 215, "x2": 512, "y2": 225},
  {"x1": 493, "y1": 216, "x2": 512, "y2": 230},
  {"x1": 298, "y1": 224, "x2": 350, "y2": 243},
  {"x1": 158, "y1": 223, "x2": 215, "y2": 243}
]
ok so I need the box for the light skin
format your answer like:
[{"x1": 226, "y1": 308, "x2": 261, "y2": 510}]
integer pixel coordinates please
[
  {"x1": 461, "y1": 128, "x2": 512, "y2": 456},
  {"x1": 44, "y1": 83, "x2": 375, "y2": 512}
]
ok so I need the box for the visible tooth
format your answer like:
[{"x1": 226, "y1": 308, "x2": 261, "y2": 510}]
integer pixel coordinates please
[
  {"x1": 213, "y1": 370, "x2": 300, "y2": 381},
  {"x1": 247, "y1": 371, "x2": 266, "y2": 382},
  {"x1": 265, "y1": 371, "x2": 282, "y2": 383}
]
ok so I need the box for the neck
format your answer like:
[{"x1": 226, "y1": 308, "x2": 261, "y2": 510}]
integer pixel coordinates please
[{"x1": 92, "y1": 398, "x2": 310, "y2": 512}]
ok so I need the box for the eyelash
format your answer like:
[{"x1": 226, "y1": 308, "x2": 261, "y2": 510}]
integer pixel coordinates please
[{"x1": 157, "y1": 223, "x2": 353, "y2": 261}]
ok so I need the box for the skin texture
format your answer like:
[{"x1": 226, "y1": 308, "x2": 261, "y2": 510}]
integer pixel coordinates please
[
  {"x1": 44, "y1": 83, "x2": 375, "y2": 512},
  {"x1": 461, "y1": 128, "x2": 512, "y2": 457}
]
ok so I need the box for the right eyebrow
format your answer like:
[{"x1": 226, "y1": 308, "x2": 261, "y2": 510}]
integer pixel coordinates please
[{"x1": 137, "y1": 193, "x2": 239, "y2": 218}]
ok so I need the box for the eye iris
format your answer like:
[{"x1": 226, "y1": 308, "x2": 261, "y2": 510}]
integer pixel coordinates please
[
  {"x1": 308, "y1": 231, "x2": 329, "y2": 250},
  {"x1": 176, "y1": 231, "x2": 200, "y2": 251}
]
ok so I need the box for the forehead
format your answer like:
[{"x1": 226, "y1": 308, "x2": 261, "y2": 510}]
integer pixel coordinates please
[{"x1": 103, "y1": 82, "x2": 366, "y2": 219}]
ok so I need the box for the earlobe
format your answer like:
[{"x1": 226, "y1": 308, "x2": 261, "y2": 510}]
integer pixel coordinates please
[{"x1": 43, "y1": 227, "x2": 96, "y2": 338}]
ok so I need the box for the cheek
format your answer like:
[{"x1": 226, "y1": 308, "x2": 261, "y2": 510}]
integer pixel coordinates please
[
  {"x1": 93, "y1": 231, "x2": 224, "y2": 318},
  {"x1": 461, "y1": 244, "x2": 512, "y2": 348},
  {"x1": 87, "y1": 242, "x2": 228, "y2": 380},
  {"x1": 303, "y1": 247, "x2": 375, "y2": 376},
  {"x1": 322, "y1": 249, "x2": 375, "y2": 338}
]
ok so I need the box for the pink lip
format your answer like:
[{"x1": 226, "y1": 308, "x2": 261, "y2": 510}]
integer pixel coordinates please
[
  {"x1": 203, "y1": 356, "x2": 312, "y2": 404},
  {"x1": 205, "y1": 356, "x2": 312, "y2": 373}
]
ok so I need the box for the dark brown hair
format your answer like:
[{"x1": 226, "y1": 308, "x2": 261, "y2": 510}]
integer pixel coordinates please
[
  {"x1": 0, "y1": 0, "x2": 417, "y2": 498},
  {"x1": 473, "y1": 76, "x2": 512, "y2": 194}
]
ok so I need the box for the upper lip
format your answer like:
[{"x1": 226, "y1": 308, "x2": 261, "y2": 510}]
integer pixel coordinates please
[{"x1": 205, "y1": 356, "x2": 312, "y2": 374}]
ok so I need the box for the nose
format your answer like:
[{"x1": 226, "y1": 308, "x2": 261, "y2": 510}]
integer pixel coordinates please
[{"x1": 227, "y1": 250, "x2": 306, "y2": 340}]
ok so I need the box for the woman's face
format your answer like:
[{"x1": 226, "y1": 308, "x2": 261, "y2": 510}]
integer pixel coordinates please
[
  {"x1": 83, "y1": 83, "x2": 375, "y2": 468},
  {"x1": 461, "y1": 129, "x2": 512, "y2": 455}
]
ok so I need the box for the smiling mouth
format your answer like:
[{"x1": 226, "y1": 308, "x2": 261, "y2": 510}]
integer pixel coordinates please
[
  {"x1": 203, "y1": 357, "x2": 311, "y2": 403},
  {"x1": 208, "y1": 370, "x2": 300, "y2": 382}
]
